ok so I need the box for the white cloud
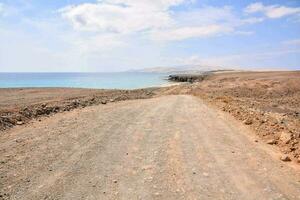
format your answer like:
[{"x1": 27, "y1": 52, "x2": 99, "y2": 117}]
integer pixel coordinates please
[
  {"x1": 175, "y1": 6, "x2": 235, "y2": 26},
  {"x1": 282, "y1": 39, "x2": 300, "y2": 46},
  {"x1": 100, "y1": 0, "x2": 187, "y2": 10},
  {"x1": 245, "y1": 2, "x2": 300, "y2": 19},
  {"x1": 150, "y1": 5, "x2": 262, "y2": 41},
  {"x1": 1, "y1": 1, "x2": 299, "y2": 72},
  {"x1": 245, "y1": 2, "x2": 264, "y2": 13},
  {"x1": 60, "y1": 1, "x2": 262, "y2": 42},
  {"x1": 60, "y1": 0, "x2": 187, "y2": 34},
  {"x1": 152, "y1": 25, "x2": 232, "y2": 41},
  {"x1": 177, "y1": 48, "x2": 300, "y2": 69}
]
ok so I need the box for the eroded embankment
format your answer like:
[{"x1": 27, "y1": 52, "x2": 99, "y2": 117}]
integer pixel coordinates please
[{"x1": 0, "y1": 88, "x2": 159, "y2": 131}]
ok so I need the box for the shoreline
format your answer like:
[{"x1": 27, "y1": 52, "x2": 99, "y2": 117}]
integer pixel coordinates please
[
  {"x1": 1, "y1": 70, "x2": 299, "y2": 163},
  {"x1": 0, "y1": 72, "x2": 170, "y2": 90}
]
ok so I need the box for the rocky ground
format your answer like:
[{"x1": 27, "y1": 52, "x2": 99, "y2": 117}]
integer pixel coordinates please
[
  {"x1": 1, "y1": 71, "x2": 299, "y2": 163},
  {"x1": 0, "y1": 72, "x2": 300, "y2": 162},
  {"x1": 0, "y1": 95, "x2": 299, "y2": 200},
  {"x1": 0, "y1": 88, "x2": 160, "y2": 131},
  {"x1": 0, "y1": 71, "x2": 300, "y2": 199},
  {"x1": 162, "y1": 71, "x2": 300, "y2": 162}
]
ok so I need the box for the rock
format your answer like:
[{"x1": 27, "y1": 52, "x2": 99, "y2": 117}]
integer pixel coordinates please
[
  {"x1": 260, "y1": 119, "x2": 268, "y2": 124},
  {"x1": 71, "y1": 100, "x2": 80, "y2": 106},
  {"x1": 280, "y1": 154, "x2": 291, "y2": 162},
  {"x1": 243, "y1": 119, "x2": 252, "y2": 125},
  {"x1": 41, "y1": 103, "x2": 47, "y2": 108},
  {"x1": 16, "y1": 121, "x2": 23, "y2": 125},
  {"x1": 290, "y1": 146, "x2": 296, "y2": 151},
  {"x1": 266, "y1": 139, "x2": 276, "y2": 145},
  {"x1": 254, "y1": 139, "x2": 258, "y2": 143},
  {"x1": 280, "y1": 132, "x2": 292, "y2": 144},
  {"x1": 113, "y1": 180, "x2": 118, "y2": 183},
  {"x1": 109, "y1": 99, "x2": 115, "y2": 102},
  {"x1": 101, "y1": 100, "x2": 107, "y2": 105}
]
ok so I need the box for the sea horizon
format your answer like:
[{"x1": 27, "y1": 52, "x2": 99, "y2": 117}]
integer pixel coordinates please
[{"x1": 0, "y1": 72, "x2": 170, "y2": 89}]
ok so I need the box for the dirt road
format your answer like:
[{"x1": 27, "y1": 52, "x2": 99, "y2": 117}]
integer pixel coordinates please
[{"x1": 1, "y1": 95, "x2": 299, "y2": 200}]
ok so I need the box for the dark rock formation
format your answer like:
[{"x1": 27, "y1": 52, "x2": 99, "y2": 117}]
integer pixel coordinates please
[{"x1": 168, "y1": 73, "x2": 209, "y2": 83}]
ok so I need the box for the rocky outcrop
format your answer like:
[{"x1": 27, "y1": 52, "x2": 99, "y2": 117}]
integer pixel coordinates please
[{"x1": 168, "y1": 74, "x2": 209, "y2": 83}]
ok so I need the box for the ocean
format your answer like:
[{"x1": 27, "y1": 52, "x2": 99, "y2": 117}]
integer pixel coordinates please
[{"x1": 0, "y1": 72, "x2": 169, "y2": 89}]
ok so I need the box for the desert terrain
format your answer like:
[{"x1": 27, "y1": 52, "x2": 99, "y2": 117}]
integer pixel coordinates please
[
  {"x1": 0, "y1": 71, "x2": 300, "y2": 199},
  {"x1": 161, "y1": 71, "x2": 300, "y2": 162},
  {"x1": 0, "y1": 87, "x2": 159, "y2": 131}
]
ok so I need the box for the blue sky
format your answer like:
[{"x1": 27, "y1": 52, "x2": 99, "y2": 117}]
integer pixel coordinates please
[{"x1": 0, "y1": 0, "x2": 299, "y2": 72}]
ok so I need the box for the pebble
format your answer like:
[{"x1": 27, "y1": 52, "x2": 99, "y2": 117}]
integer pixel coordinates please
[
  {"x1": 17, "y1": 121, "x2": 24, "y2": 125},
  {"x1": 280, "y1": 155, "x2": 291, "y2": 162},
  {"x1": 144, "y1": 176, "x2": 153, "y2": 182},
  {"x1": 266, "y1": 139, "x2": 276, "y2": 145},
  {"x1": 243, "y1": 119, "x2": 252, "y2": 125},
  {"x1": 113, "y1": 180, "x2": 118, "y2": 183}
]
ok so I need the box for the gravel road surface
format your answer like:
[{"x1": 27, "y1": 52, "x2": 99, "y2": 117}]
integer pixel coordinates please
[{"x1": 1, "y1": 95, "x2": 299, "y2": 200}]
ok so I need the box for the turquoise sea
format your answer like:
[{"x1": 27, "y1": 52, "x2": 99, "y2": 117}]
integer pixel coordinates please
[{"x1": 0, "y1": 72, "x2": 169, "y2": 89}]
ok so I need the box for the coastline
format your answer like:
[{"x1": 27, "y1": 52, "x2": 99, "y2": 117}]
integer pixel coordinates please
[
  {"x1": 0, "y1": 72, "x2": 169, "y2": 90},
  {"x1": 1, "y1": 70, "x2": 299, "y2": 163}
]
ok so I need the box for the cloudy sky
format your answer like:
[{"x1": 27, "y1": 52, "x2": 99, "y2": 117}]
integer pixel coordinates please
[{"x1": 0, "y1": 0, "x2": 300, "y2": 72}]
